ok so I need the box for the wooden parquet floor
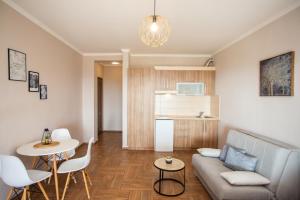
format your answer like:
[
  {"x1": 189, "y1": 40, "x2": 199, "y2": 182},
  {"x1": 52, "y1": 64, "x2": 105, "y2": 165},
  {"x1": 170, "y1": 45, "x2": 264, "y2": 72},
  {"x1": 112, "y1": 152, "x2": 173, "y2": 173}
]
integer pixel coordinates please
[{"x1": 31, "y1": 132, "x2": 211, "y2": 200}]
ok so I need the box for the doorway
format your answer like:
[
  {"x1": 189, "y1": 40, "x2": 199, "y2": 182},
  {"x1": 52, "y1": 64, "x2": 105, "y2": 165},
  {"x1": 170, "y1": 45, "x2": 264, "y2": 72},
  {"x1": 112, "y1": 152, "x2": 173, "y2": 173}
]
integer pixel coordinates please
[{"x1": 97, "y1": 77, "x2": 103, "y2": 134}]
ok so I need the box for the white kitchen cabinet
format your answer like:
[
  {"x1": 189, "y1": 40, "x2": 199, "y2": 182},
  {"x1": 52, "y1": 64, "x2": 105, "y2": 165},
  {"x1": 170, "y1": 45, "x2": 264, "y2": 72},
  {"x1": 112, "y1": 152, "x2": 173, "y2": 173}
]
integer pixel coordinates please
[{"x1": 155, "y1": 119, "x2": 174, "y2": 152}]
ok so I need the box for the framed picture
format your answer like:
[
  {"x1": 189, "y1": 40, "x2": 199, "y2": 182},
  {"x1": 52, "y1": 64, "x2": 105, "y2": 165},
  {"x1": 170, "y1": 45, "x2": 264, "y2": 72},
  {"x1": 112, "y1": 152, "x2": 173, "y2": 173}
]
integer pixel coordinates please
[
  {"x1": 8, "y1": 48, "x2": 27, "y2": 81},
  {"x1": 40, "y1": 85, "x2": 48, "y2": 100},
  {"x1": 28, "y1": 71, "x2": 39, "y2": 92},
  {"x1": 260, "y1": 52, "x2": 294, "y2": 96}
]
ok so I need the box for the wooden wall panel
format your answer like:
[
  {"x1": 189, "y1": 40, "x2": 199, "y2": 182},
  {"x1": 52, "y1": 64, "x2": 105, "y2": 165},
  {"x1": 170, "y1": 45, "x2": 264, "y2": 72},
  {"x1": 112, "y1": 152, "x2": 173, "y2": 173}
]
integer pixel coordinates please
[
  {"x1": 128, "y1": 68, "x2": 217, "y2": 150},
  {"x1": 128, "y1": 68, "x2": 155, "y2": 149}
]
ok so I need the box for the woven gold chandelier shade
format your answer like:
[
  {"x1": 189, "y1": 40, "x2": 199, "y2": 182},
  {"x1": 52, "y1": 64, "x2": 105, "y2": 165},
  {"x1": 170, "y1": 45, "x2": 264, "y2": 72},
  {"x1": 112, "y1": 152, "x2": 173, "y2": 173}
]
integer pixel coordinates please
[{"x1": 139, "y1": 15, "x2": 171, "y2": 47}]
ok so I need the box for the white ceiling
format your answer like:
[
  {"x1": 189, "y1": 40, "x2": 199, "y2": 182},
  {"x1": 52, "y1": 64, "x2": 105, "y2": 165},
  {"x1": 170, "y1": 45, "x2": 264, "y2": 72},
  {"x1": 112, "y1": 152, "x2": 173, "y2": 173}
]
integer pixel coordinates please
[{"x1": 6, "y1": 0, "x2": 300, "y2": 54}]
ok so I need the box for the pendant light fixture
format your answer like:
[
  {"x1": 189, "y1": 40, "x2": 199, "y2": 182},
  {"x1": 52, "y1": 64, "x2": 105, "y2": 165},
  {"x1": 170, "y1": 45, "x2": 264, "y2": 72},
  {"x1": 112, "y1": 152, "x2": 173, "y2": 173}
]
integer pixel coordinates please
[{"x1": 139, "y1": 0, "x2": 171, "y2": 47}]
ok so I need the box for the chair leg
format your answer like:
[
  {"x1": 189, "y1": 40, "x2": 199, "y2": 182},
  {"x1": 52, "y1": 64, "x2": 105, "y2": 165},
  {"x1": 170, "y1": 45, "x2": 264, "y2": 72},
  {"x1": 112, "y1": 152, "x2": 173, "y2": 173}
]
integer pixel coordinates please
[
  {"x1": 61, "y1": 173, "x2": 71, "y2": 200},
  {"x1": 26, "y1": 186, "x2": 31, "y2": 200},
  {"x1": 5, "y1": 188, "x2": 13, "y2": 200},
  {"x1": 21, "y1": 188, "x2": 27, "y2": 200},
  {"x1": 37, "y1": 182, "x2": 49, "y2": 200},
  {"x1": 85, "y1": 170, "x2": 92, "y2": 186},
  {"x1": 47, "y1": 168, "x2": 54, "y2": 184},
  {"x1": 82, "y1": 171, "x2": 90, "y2": 199}
]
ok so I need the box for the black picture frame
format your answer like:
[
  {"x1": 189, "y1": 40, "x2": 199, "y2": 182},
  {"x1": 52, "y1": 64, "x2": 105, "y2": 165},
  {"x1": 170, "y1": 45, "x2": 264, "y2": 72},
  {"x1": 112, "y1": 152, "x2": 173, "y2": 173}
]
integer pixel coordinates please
[
  {"x1": 8, "y1": 48, "x2": 27, "y2": 81},
  {"x1": 40, "y1": 85, "x2": 48, "y2": 100},
  {"x1": 28, "y1": 71, "x2": 39, "y2": 92}
]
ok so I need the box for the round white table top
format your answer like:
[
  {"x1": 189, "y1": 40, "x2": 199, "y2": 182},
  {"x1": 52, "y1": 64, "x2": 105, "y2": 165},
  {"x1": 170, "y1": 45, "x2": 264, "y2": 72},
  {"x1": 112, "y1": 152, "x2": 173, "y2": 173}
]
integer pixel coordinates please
[{"x1": 17, "y1": 139, "x2": 79, "y2": 156}]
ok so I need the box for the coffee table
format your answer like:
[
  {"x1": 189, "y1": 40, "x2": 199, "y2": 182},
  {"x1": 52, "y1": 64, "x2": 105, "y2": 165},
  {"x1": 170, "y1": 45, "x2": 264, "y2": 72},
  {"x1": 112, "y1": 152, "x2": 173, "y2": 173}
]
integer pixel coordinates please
[{"x1": 153, "y1": 157, "x2": 185, "y2": 196}]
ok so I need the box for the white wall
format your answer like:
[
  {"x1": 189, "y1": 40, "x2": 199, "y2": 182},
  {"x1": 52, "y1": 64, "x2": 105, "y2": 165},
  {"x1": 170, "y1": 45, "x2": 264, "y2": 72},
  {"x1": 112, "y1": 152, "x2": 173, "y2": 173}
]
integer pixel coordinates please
[
  {"x1": 103, "y1": 66, "x2": 122, "y2": 131},
  {"x1": 215, "y1": 7, "x2": 300, "y2": 148},
  {"x1": 0, "y1": 2, "x2": 83, "y2": 198}
]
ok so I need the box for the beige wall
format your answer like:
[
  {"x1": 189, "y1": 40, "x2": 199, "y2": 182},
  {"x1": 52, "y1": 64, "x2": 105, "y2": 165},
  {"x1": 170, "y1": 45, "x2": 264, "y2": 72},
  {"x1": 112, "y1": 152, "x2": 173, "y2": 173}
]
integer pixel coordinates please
[
  {"x1": 82, "y1": 55, "x2": 122, "y2": 144},
  {"x1": 103, "y1": 66, "x2": 122, "y2": 131},
  {"x1": 0, "y1": 2, "x2": 83, "y2": 198},
  {"x1": 215, "y1": 7, "x2": 300, "y2": 148}
]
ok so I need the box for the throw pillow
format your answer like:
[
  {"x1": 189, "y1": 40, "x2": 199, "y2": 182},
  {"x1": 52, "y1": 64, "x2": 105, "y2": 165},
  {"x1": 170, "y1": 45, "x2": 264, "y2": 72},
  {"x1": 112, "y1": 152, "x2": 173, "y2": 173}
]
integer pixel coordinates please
[
  {"x1": 219, "y1": 144, "x2": 229, "y2": 161},
  {"x1": 197, "y1": 148, "x2": 221, "y2": 157},
  {"x1": 224, "y1": 146, "x2": 258, "y2": 171},
  {"x1": 219, "y1": 144, "x2": 246, "y2": 161},
  {"x1": 220, "y1": 171, "x2": 270, "y2": 186}
]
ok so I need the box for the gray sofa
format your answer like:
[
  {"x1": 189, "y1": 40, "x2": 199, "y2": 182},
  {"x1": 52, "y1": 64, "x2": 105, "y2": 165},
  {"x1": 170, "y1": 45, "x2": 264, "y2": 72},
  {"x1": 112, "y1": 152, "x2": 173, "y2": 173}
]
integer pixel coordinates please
[{"x1": 192, "y1": 129, "x2": 300, "y2": 200}]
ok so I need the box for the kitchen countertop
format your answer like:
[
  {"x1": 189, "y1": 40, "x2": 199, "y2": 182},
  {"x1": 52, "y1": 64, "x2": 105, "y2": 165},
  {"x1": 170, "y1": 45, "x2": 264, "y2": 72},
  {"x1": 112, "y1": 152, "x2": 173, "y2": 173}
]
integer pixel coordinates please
[{"x1": 155, "y1": 115, "x2": 219, "y2": 121}]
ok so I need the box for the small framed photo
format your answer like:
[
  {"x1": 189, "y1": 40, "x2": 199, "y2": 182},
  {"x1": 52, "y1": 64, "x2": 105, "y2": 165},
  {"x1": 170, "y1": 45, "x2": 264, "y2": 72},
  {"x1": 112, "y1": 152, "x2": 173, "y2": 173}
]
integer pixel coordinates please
[
  {"x1": 8, "y1": 48, "x2": 27, "y2": 81},
  {"x1": 28, "y1": 71, "x2": 39, "y2": 92},
  {"x1": 40, "y1": 85, "x2": 48, "y2": 100}
]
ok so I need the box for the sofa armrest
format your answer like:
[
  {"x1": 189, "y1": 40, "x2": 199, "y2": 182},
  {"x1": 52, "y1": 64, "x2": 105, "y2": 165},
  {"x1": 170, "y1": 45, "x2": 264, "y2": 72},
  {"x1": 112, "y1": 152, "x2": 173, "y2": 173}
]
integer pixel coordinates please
[{"x1": 276, "y1": 150, "x2": 300, "y2": 200}]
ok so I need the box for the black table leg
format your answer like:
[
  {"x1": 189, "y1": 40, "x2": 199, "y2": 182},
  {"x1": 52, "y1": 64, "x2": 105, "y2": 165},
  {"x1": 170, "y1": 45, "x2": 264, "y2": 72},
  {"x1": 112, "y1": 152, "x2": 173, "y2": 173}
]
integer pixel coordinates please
[
  {"x1": 159, "y1": 169, "x2": 161, "y2": 193},
  {"x1": 153, "y1": 167, "x2": 185, "y2": 197},
  {"x1": 183, "y1": 167, "x2": 185, "y2": 190}
]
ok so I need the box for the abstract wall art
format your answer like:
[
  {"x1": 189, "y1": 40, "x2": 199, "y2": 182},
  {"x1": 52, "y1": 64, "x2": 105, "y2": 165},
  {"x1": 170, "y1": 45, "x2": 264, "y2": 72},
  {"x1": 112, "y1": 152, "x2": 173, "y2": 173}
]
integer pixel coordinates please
[{"x1": 260, "y1": 52, "x2": 294, "y2": 96}]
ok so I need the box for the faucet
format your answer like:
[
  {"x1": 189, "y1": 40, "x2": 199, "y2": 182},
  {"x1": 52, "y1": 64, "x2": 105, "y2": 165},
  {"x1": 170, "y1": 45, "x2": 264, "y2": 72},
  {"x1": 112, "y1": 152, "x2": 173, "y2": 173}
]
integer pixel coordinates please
[{"x1": 198, "y1": 112, "x2": 204, "y2": 118}]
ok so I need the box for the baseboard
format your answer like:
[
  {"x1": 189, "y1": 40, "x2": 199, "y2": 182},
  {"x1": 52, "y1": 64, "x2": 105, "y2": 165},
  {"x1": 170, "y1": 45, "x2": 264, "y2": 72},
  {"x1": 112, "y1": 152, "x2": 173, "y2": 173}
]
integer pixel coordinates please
[
  {"x1": 127, "y1": 147, "x2": 154, "y2": 150},
  {"x1": 101, "y1": 130, "x2": 122, "y2": 133}
]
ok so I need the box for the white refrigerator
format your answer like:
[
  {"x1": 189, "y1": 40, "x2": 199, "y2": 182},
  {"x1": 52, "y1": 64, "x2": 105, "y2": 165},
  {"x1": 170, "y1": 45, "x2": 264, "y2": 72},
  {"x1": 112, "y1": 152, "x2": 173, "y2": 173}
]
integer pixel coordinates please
[{"x1": 155, "y1": 119, "x2": 174, "y2": 152}]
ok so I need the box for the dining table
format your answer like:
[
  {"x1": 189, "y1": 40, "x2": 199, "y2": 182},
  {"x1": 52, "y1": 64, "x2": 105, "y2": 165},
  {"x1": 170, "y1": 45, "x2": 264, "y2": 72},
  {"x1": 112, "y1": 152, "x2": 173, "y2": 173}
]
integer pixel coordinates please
[{"x1": 17, "y1": 139, "x2": 79, "y2": 200}]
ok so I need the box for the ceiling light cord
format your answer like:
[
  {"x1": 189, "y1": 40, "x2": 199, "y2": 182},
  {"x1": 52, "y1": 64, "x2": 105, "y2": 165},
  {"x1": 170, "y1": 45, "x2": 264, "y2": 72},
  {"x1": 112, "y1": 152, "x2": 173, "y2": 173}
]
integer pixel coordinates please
[{"x1": 153, "y1": 0, "x2": 157, "y2": 22}]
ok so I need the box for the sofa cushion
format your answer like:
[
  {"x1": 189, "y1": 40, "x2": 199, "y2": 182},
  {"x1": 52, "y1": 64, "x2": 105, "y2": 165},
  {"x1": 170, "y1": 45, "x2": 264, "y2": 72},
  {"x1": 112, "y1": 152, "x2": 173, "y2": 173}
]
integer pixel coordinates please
[
  {"x1": 220, "y1": 171, "x2": 270, "y2": 186},
  {"x1": 192, "y1": 154, "x2": 273, "y2": 200}
]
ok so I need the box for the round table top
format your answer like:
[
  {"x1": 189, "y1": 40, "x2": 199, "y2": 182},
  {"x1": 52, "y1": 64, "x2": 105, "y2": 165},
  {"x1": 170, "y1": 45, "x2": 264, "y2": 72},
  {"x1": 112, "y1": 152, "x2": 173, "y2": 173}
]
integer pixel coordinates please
[
  {"x1": 154, "y1": 157, "x2": 185, "y2": 171},
  {"x1": 17, "y1": 139, "x2": 79, "y2": 156}
]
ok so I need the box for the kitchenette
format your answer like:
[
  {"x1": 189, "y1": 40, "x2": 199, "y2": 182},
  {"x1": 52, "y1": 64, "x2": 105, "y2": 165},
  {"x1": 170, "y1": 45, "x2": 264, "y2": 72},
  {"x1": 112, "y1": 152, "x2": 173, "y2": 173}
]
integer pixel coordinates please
[
  {"x1": 127, "y1": 67, "x2": 219, "y2": 151},
  {"x1": 154, "y1": 83, "x2": 219, "y2": 152}
]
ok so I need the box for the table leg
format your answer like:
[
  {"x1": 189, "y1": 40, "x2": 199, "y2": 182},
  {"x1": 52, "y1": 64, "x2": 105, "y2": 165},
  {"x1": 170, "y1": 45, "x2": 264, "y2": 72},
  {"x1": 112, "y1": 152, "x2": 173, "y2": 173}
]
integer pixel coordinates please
[
  {"x1": 63, "y1": 152, "x2": 69, "y2": 160},
  {"x1": 159, "y1": 169, "x2": 164, "y2": 193},
  {"x1": 26, "y1": 186, "x2": 30, "y2": 200},
  {"x1": 21, "y1": 188, "x2": 27, "y2": 200},
  {"x1": 53, "y1": 155, "x2": 59, "y2": 200},
  {"x1": 158, "y1": 170, "x2": 160, "y2": 193},
  {"x1": 183, "y1": 168, "x2": 185, "y2": 190}
]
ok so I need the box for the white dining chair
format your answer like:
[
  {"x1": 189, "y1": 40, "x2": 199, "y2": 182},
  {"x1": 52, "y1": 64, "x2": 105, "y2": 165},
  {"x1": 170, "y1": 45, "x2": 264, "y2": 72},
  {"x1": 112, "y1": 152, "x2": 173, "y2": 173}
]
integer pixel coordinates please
[
  {"x1": 51, "y1": 128, "x2": 76, "y2": 159},
  {"x1": 0, "y1": 155, "x2": 51, "y2": 200},
  {"x1": 57, "y1": 137, "x2": 94, "y2": 200},
  {"x1": 47, "y1": 128, "x2": 76, "y2": 184}
]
